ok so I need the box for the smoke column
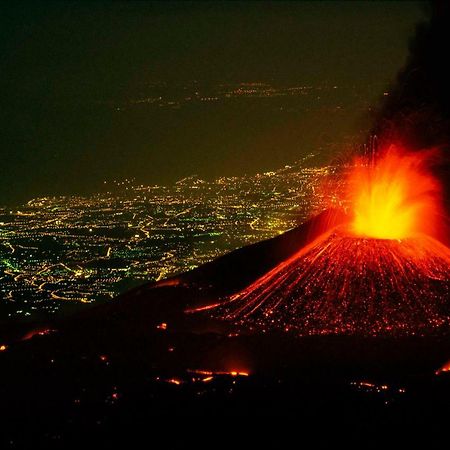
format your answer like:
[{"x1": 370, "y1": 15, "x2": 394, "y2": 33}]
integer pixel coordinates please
[{"x1": 372, "y1": 1, "x2": 450, "y2": 216}]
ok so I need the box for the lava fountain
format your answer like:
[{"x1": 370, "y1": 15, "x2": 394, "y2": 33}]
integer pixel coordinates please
[
  {"x1": 201, "y1": 145, "x2": 450, "y2": 336},
  {"x1": 349, "y1": 146, "x2": 443, "y2": 240}
]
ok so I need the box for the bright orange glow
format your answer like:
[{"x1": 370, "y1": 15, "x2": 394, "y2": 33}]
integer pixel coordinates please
[
  {"x1": 436, "y1": 360, "x2": 450, "y2": 375},
  {"x1": 0, "y1": 344, "x2": 7, "y2": 351},
  {"x1": 231, "y1": 371, "x2": 249, "y2": 377},
  {"x1": 348, "y1": 146, "x2": 442, "y2": 240},
  {"x1": 22, "y1": 328, "x2": 55, "y2": 341},
  {"x1": 188, "y1": 369, "x2": 250, "y2": 377},
  {"x1": 188, "y1": 369, "x2": 213, "y2": 375},
  {"x1": 196, "y1": 144, "x2": 450, "y2": 337}
]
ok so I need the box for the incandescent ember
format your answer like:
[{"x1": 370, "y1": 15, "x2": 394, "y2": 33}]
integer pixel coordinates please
[{"x1": 198, "y1": 145, "x2": 450, "y2": 336}]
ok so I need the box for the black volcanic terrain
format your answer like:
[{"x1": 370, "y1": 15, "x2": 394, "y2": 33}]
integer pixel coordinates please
[{"x1": 1, "y1": 210, "x2": 450, "y2": 447}]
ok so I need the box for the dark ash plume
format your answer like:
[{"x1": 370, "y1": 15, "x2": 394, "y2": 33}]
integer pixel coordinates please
[{"x1": 373, "y1": 1, "x2": 450, "y2": 210}]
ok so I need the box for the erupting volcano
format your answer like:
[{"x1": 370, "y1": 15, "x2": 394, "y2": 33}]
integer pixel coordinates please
[{"x1": 203, "y1": 146, "x2": 450, "y2": 336}]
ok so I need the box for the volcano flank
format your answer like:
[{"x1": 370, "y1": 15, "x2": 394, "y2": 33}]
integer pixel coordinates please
[{"x1": 205, "y1": 228, "x2": 450, "y2": 336}]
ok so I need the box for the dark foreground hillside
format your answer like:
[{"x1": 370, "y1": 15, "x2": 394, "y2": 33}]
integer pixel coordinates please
[{"x1": 0, "y1": 210, "x2": 449, "y2": 448}]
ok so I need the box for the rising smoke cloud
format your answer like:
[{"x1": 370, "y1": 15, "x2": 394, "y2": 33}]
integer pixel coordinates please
[{"x1": 373, "y1": 1, "x2": 450, "y2": 211}]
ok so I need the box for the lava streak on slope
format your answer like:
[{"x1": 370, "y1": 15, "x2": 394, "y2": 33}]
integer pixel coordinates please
[
  {"x1": 199, "y1": 146, "x2": 450, "y2": 336},
  {"x1": 210, "y1": 230, "x2": 450, "y2": 336}
]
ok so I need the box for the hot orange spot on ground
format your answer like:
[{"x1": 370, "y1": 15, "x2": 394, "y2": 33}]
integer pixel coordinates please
[
  {"x1": 348, "y1": 146, "x2": 442, "y2": 240},
  {"x1": 188, "y1": 369, "x2": 250, "y2": 377},
  {"x1": 436, "y1": 360, "x2": 450, "y2": 375},
  {"x1": 22, "y1": 328, "x2": 55, "y2": 341}
]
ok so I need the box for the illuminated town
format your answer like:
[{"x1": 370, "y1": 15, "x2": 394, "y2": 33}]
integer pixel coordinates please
[
  {"x1": 0, "y1": 155, "x2": 336, "y2": 321},
  {"x1": 110, "y1": 80, "x2": 378, "y2": 112}
]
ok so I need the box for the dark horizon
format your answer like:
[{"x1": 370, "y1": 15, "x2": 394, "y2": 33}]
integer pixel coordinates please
[{"x1": 0, "y1": 1, "x2": 425, "y2": 204}]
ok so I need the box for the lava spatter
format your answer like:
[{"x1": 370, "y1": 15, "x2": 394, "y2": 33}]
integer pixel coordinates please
[
  {"x1": 348, "y1": 146, "x2": 443, "y2": 240},
  {"x1": 198, "y1": 146, "x2": 450, "y2": 336},
  {"x1": 209, "y1": 229, "x2": 450, "y2": 336}
]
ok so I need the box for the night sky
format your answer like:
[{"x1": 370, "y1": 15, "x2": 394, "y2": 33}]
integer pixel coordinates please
[{"x1": 1, "y1": 1, "x2": 425, "y2": 204}]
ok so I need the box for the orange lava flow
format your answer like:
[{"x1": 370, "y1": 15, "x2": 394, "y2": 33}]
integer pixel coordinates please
[{"x1": 348, "y1": 145, "x2": 443, "y2": 240}]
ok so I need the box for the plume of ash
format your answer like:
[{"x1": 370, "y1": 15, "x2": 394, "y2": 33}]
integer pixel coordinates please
[{"x1": 372, "y1": 1, "x2": 450, "y2": 212}]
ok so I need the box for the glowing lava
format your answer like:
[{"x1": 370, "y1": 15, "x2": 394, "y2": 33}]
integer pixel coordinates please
[
  {"x1": 196, "y1": 145, "x2": 450, "y2": 336},
  {"x1": 349, "y1": 146, "x2": 442, "y2": 240},
  {"x1": 206, "y1": 231, "x2": 450, "y2": 336}
]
